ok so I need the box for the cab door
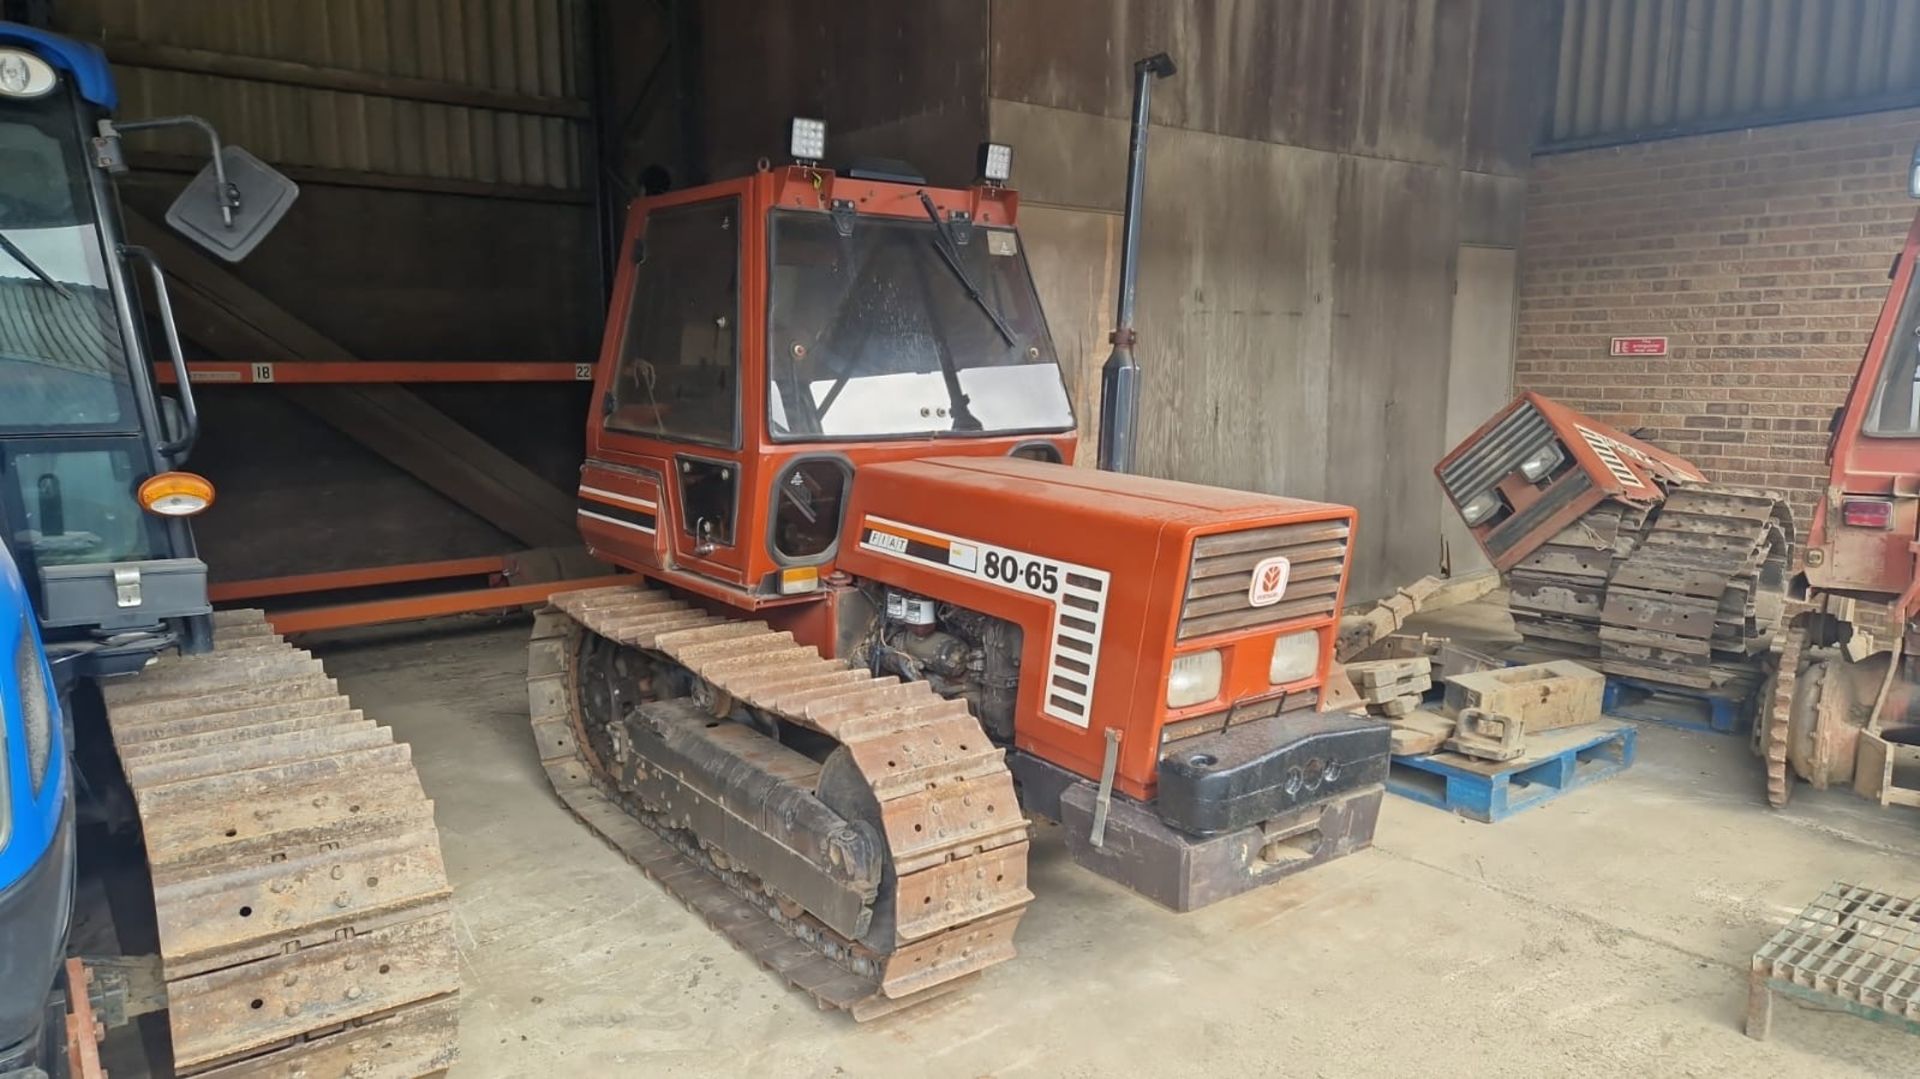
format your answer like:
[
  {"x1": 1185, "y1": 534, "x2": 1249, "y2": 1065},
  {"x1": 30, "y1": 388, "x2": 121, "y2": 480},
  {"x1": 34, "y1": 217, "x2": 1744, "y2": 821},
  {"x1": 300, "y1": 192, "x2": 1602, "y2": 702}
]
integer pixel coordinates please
[{"x1": 588, "y1": 189, "x2": 753, "y2": 587}]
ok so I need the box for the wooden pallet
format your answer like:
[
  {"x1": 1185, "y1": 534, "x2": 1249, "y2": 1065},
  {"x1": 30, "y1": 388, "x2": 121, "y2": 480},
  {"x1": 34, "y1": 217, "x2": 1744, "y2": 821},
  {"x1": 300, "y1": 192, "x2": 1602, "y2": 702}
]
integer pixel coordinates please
[
  {"x1": 1602, "y1": 674, "x2": 1746, "y2": 734},
  {"x1": 1386, "y1": 722, "x2": 1637, "y2": 822}
]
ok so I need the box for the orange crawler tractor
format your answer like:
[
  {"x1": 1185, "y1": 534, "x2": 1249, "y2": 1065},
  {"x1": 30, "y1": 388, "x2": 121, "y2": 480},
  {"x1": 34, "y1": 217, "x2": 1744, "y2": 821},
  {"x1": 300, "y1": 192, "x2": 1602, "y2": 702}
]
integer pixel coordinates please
[{"x1": 526, "y1": 57, "x2": 1388, "y2": 1016}]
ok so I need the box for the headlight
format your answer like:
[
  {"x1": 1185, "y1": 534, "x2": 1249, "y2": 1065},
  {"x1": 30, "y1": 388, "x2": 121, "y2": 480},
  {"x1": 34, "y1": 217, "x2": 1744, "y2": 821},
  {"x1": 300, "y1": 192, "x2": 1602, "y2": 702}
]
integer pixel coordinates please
[
  {"x1": 1460, "y1": 489, "x2": 1503, "y2": 526},
  {"x1": 1268, "y1": 631, "x2": 1321, "y2": 686},
  {"x1": 1518, "y1": 443, "x2": 1565, "y2": 483},
  {"x1": 1167, "y1": 650, "x2": 1223, "y2": 708},
  {"x1": 13, "y1": 612, "x2": 52, "y2": 793},
  {"x1": 0, "y1": 49, "x2": 58, "y2": 99}
]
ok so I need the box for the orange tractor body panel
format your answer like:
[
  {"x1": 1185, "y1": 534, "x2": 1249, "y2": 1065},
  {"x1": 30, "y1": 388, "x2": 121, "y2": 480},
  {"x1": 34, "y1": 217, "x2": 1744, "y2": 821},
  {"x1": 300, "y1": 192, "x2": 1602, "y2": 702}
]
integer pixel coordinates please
[
  {"x1": 1436, "y1": 390, "x2": 1705, "y2": 573},
  {"x1": 835, "y1": 456, "x2": 1353, "y2": 801}
]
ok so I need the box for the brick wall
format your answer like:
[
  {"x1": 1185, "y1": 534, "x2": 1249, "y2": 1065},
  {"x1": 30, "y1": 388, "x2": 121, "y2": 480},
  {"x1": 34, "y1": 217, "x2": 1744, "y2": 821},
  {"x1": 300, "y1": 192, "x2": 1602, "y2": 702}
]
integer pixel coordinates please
[{"x1": 1517, "y1": 108, "x2": 1920, "y2": 534}]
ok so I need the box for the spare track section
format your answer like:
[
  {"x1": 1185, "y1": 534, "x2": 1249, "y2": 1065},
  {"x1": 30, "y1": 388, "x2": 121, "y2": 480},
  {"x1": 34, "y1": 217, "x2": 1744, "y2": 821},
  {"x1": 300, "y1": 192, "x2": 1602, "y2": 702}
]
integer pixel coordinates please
[
  {"x1": 1506, "y1": 484, "x2": 1790, "y2": 700},
  {"x1": 100, "y1": 609, "x2": 459, "y2": 1077},
  {"x1": 527, "y1": 584, "x2": 1032, "y2": 1018}
]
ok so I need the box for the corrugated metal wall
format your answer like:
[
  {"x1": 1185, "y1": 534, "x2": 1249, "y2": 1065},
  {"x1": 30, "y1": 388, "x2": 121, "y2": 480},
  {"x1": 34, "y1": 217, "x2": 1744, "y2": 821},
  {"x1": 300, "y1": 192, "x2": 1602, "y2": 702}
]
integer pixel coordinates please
[
  {"x1": 1548, "y1": 0, "x2": 1920, "y2": 149},
  {"x1": 53, "y1": 0, "x2": 588, "y2": 191},
  {"x1": 27, "y1": 0, "x2": 604, "y2": 577}
]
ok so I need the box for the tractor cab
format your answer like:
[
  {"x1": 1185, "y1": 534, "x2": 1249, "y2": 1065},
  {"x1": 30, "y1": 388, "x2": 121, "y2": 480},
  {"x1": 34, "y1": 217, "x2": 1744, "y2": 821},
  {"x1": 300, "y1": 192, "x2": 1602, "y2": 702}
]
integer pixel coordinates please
[
  {"x1": 578, "y1": 121, "x2": 1077, "y2": 606},
  {"x1": 1800, "y1": 147, "x2": 1920, "y2": 631},
  {"x1": 0, "y1": 25, "x2": 294, "y2": 675}
]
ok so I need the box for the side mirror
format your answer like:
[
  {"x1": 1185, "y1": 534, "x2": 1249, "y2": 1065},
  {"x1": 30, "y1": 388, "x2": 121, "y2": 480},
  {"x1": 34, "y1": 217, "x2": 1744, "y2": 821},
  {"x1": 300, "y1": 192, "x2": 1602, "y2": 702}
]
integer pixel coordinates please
[{"x1": 166, "y1": 146, "x2": 298, "y2": 263}]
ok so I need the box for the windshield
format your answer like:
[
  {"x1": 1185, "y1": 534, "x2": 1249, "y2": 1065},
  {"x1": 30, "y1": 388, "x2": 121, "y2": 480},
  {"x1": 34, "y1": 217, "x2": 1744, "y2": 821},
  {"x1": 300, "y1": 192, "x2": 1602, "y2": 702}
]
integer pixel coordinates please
[
  {"x1": 767, "y1": 209, "x2": 1073, "y2": 440},
  {"x1": 0, "y1": 84, "x2": 133, "y2": 433},
  {"x1": 1868, "y1": 256, "x2": 1920, "y2": 436}
]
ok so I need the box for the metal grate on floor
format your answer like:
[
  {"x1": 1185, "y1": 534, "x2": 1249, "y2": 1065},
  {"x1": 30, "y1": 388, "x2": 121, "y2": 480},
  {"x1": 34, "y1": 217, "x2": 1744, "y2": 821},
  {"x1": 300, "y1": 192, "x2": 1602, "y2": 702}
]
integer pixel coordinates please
[{"x1": 1752, "y1": 882, "x2": 1920, "y2": 1028}]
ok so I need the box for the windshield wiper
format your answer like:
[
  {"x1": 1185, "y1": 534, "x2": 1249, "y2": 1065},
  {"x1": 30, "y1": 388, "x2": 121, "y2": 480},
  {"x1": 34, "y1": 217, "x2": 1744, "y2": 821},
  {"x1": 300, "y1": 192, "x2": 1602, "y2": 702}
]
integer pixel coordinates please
[
  {"x1": 0, "y1": 231, "x2": 75, "y2": 300},
  {"x1": 917, "y1": 193, "x2": 1014, "y2": 347},
  {"x1": 907, "y1": 242, "x2": 983, "y2": 433}
]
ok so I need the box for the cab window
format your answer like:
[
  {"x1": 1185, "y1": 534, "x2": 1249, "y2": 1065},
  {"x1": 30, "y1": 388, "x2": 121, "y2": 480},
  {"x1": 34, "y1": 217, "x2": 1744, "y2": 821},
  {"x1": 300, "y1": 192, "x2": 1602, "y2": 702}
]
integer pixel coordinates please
[
  {"x1": 1872, "y1": 341, "x2": 1920, "y2": 435},
  {"x1": 605, "y1": 199, "x2": 740, "y2": 447},
  {"x1": 0, "y1": 85, "x2": 136, "y2": 432}
]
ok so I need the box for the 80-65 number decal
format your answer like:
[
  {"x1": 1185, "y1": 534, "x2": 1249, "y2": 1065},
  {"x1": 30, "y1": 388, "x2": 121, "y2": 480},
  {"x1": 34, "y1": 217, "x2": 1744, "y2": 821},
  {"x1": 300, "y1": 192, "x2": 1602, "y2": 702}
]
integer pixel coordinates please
[
  {"x1": 983, "y1": 550, "x2": 1059, "y2": 595},
  {"x1": 858, "y1": 516, "x2": 1073, "y2": 602}
]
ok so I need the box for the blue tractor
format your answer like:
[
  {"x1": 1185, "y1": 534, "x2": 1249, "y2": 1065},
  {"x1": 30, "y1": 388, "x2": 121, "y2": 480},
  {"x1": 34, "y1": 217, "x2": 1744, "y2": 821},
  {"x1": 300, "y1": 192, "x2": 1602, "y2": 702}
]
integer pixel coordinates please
[
  {"x1": 0, "y1": 538, "x2": 70, "y2": 1074},
  {"x1": 0, "y1": 23, "x2": 457, "y2": 1076}
]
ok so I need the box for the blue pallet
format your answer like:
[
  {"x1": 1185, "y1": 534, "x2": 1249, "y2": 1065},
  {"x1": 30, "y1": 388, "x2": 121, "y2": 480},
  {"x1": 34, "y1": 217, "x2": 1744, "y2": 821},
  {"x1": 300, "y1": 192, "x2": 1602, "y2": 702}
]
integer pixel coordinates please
[
  {"x1": 1387, "y1": 722, "x2": 1637, "y2": 823},
  {"x1": 1602, "y1": 675, "x2": 1746, "y2": 734}
]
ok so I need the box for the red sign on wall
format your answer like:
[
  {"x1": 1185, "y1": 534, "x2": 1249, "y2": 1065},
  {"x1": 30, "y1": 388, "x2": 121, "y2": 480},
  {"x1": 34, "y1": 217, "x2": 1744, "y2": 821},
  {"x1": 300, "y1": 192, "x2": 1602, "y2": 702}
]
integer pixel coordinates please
[{"x1": 1610, "y1": 336, "x2": 1668, "y2": 357}]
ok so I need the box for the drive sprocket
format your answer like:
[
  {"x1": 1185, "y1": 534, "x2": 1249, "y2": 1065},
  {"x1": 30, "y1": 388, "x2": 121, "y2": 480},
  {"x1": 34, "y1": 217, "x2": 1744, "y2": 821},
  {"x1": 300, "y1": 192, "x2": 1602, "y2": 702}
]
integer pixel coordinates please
[{"x1": 1760, "y1": 621, "x2": 1808, "y2": 807}]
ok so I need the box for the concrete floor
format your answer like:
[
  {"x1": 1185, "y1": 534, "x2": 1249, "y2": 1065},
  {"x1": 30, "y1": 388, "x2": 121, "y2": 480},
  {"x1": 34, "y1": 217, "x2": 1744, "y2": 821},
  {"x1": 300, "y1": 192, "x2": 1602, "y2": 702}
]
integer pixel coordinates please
[{"x1": 316, "y1": 601, "x2": 1920, "y2": 1078}]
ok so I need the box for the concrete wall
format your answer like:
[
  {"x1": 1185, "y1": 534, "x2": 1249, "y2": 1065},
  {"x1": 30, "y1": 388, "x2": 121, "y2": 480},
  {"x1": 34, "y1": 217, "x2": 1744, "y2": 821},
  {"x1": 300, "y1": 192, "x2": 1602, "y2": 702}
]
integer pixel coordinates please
[
  {"x1": 988, "y1": 1, "x2": 1547, "y2": 599},
  {"x1": 1515, "y1": 109, "x2": 1920, "y2": 538},
  {"x1": 691, "y1": 0, "x2": 1550, "y2": 600}
]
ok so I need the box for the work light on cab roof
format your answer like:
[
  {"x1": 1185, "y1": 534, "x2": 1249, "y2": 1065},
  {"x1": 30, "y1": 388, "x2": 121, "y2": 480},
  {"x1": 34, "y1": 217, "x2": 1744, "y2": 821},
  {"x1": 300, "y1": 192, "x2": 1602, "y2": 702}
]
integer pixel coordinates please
[
  {"x1": 979, "y1": 141, "x2": 1013, "y2": 185},
  {"x1": 790, "y1": 116, "x2": 826, "y2": 164}
]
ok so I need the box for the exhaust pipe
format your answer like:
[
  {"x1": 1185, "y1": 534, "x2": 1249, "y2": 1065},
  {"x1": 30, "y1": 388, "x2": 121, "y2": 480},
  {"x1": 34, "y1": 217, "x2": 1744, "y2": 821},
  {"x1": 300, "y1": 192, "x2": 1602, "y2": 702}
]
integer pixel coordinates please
[{"x1": 1097, "y1": 52, "x2": 1176, "y2": 474}]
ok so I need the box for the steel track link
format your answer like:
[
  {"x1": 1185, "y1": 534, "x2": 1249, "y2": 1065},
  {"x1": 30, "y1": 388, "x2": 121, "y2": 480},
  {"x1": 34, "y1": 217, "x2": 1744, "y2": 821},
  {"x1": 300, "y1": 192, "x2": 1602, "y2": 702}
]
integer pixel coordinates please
[
  {"x1": 1507, "y1": 484, "x2": 1791, "y2": 701},
  {"x1": 527, "y1": 584, "x2": 1034, "y2": 1018},
  {"x1": 99, "y1": 609, "x2": 459, "y2": 1077}
]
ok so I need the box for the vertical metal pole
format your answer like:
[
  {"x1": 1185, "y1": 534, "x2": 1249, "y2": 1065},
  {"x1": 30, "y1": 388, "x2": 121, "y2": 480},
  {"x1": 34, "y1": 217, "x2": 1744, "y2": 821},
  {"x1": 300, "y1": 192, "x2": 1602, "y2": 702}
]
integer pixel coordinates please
[
  {"x1": 1089, "y1": 728, "x2": 1123, "y2": 848},
  {"x1": 1097, "y1": 52, "x2": 1176, "y2": 474}
]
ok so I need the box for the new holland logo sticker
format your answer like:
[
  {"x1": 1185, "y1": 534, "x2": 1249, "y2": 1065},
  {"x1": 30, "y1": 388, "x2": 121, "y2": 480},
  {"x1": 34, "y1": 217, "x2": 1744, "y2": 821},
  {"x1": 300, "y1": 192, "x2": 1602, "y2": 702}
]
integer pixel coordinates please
[{"x1": 1247, "y1": 556, "x2": 1291, "y2": 607}]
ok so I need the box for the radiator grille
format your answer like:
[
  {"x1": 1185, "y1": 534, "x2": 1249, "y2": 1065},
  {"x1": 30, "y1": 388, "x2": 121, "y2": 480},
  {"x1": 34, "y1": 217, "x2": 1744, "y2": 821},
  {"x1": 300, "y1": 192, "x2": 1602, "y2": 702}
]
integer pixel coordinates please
[
  {"x1": 1179, "y1": 519, "x2": 1350, "y2": 641},
  {"x1": 1438, "y1": 401, "x2": 1555, "y2": 504}
]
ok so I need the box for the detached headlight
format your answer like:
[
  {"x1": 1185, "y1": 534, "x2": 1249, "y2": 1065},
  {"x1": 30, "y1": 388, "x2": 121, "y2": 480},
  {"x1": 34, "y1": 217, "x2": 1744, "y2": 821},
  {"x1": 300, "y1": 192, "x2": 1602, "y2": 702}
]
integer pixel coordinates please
[
  {"x1": 1518, "y1": 442, "x2": 1566, "y2": 483},
  {"x1": 1460, "y1": 489, "x2": 1503, "y2": 526},
  {"x1": 14, "y1": 612, "x2": 52, "y2": 793},
  {"x1": 1167, "y1": 650, "x2": 1223, "y2": 708},
  {"x1": 1268, "y1": 631, "x2": 1321, "y2": 686}
]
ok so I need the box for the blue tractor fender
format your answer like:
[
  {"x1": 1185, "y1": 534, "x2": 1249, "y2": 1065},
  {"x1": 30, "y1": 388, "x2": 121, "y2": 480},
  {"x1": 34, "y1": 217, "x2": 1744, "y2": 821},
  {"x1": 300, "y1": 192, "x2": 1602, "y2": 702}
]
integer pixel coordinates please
[
  {"x1": 0, "y1": 543, "x2": 74, "y2": 1068},
  {"x1": 0, "y1": 540, "x2": 69, "y2": 891}
]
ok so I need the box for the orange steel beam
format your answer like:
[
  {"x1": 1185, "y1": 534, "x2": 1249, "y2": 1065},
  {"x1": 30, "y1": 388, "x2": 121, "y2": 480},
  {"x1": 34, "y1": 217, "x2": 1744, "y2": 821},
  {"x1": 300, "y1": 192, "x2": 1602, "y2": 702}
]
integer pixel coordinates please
[
  {"x1": 258, "y1": 574, "x2": 635, "y2": 635},
  {"x1": 64, "y1": 959, "x2": 104, "y2": 1079},
  {"x1": 154, "y1": 361, "x2": 590, "y2": 385},
  {"x1": 208, "y1": 555, "x2": 513, "y2": 602}
]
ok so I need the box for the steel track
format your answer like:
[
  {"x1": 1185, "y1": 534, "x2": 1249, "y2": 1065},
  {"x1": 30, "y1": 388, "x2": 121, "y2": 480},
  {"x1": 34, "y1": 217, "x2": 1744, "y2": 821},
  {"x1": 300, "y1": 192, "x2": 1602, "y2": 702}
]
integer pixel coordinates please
[
  {"x1": 527, "y1": 584, "x2": 1033, "y2": 1017},
  {"x1": 1507, "y1": 483, "x2": 1791, "y2": 700},
  {"x1": 100, "y1": 609, "x2": 459, "y2": 1077}
]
